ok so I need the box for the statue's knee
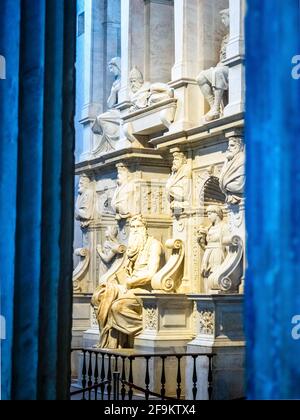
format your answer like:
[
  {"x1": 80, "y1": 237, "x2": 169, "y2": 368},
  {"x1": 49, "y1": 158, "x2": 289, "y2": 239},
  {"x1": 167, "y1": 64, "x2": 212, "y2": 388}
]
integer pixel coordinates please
[{"x1": 111, "y1": 300, "x2": 122, "y2": 315}]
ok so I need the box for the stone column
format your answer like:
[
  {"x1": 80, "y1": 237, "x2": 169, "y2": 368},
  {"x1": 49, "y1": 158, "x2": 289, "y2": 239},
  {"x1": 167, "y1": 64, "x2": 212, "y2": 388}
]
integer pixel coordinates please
[
  {"x1": 170, "y1": 0, "x2": 203, "y2": 132},
  {"x1": 170, "y1": 0, "x2": 229, "y2": 132},
  {"x1": 80, "y1": 0, "x2": 104, "y2": 161},
  {"x1": 119, "y1": 0, "x2": 145, "y2": 104},
  {"x1": 144, "y1": 0, "x2": 174, "y2": 84},
  {"x1": 223, "y1": 0, "x2": 245, "y2": 117},
  {"x1": 119, "y1": 0, "x2": 174, "y2": 105}
]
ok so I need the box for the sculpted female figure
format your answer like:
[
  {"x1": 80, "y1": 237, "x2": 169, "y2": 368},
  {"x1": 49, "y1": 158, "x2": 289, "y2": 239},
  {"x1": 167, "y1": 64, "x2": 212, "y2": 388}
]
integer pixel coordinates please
[
  {"x1": 92, "y1": 57, "x2": 122, "y2": 153},
  {"x1": 199, "y1": 205, "x2": 231, "y2": 287}
]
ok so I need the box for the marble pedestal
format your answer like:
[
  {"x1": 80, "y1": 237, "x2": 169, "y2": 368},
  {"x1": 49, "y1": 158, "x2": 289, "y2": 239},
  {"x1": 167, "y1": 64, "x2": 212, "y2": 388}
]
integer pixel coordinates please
[
  {"x1": 186, "y1": 294, "x2": 245, "y2": 400},
  {"x1": 132, "y1": 293, "x2": 194, "y2": 398}
]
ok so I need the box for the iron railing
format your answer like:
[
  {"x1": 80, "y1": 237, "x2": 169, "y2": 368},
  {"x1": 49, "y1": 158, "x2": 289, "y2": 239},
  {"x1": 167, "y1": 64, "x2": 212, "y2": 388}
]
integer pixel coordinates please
[{"x1": 70, "y1": 348, "x2": 214, "y2": 401}]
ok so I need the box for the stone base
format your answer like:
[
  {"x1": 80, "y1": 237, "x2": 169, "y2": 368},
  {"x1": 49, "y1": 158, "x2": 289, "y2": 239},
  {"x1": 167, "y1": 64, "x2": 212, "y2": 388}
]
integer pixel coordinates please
[
  {"x1": 134, "y1": 293, "x2": 194, "y2": 351},
  {"x1": 186, "y1": 294, "x2": 245, "y2": 400},
  {"x1": 82, "y1": 328, "x2": 100, "y2": 349},
  {"x1": 131, "y1": 293, "x2": 194, "y2": 398}
]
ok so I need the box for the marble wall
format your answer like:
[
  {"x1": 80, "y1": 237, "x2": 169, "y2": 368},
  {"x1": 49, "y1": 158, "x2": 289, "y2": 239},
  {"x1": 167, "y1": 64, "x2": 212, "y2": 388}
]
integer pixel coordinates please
[{"x1": 73, "y1": 0, "x2": 246, "y2": 400}]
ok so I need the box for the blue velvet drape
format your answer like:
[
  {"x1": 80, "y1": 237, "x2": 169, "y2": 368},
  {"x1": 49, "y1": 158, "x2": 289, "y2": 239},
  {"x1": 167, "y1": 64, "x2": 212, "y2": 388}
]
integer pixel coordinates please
[
  {"x1": 246, "y1": 0, "x2": 300, "y2": 400},
  {"x1": 0, "y1": 0, "x2": 76, "y2": 400}
]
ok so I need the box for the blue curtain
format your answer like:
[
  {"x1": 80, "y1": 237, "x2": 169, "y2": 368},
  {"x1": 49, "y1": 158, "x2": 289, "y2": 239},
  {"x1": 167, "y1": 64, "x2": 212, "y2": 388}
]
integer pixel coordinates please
[
  {"x1": 0, "y1": 0, "x2": 76, "y2": 400},
  {"x1": 246, "y1": 0, "x2": 300, "y2": 400}
]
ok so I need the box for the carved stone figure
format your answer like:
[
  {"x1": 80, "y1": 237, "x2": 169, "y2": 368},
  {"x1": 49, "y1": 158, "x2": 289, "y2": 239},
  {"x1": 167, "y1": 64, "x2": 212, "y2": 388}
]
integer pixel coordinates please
[
  {"x1": 97, "y1": 226, "x2": 125, "y2": 280},
  {"x1": 129, "y1": 66, "x2": 174, "y2": 112},
  {"x1": 75, "y1": 174, "x2": 94, "y2": 228},
  {"x1": 91, "y1": 215, "x2": 164, "y2": 349},
  {"x1": 199, "y1": 205, "x2": 244, "y2": 294},
  {"x1": 219, "y1": 136, "x2": 245, "y2": 204},
  {"x1": 197, "y1": 9, "x2": 230, "y2": 122},
  {"x1": 199, "y1": 205, "x2": 231, "y2": 282},
  {"x1": 92, "y1": 57, "x2": 121, "y2": 153},
  {"x1": 111, "y1": 163, "x2": 137, "y2": 221},
  {"x1": 166, "y1": 151, "x2": 191, "y2": 214}
]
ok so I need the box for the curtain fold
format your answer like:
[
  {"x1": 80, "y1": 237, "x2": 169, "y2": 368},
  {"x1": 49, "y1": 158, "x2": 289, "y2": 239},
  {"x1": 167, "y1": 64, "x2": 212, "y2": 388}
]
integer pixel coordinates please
[
  {"x1": 0, "y1": 0, "x2": 76, "y2": 400},
  {"x1": 246, "y1": 0, "x2": 300, "y2": 400}
]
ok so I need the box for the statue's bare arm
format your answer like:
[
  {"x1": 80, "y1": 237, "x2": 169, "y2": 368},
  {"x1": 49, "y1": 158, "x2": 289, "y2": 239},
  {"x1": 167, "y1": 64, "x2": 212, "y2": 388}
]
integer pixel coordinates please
[{"x1": 126, "y1": 241, "x2": 162, "y2": 289}]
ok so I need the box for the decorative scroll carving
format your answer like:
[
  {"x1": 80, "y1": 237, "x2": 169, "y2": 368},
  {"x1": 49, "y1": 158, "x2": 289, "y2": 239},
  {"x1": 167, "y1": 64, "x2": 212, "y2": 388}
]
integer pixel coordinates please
[
  {"x1": 73, "y1": 248, "x2": 90, "y2": 293},
  {"x1": 151, "y1": 239, "x2": 185, "y2": 293},
  {"x1": 199, "y1": 311, "x2": 215, "y2": 335},
  {"x1": 207, "y1": 235, "x2": 244, "y2": 294}
]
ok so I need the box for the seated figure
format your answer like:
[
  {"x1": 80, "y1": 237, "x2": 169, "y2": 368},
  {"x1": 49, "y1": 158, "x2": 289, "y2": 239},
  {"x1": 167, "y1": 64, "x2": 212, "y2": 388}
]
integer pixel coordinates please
[
  {"x1": 91, "y1": 215, "x2": 164, "y2": 349},
  {"x1": 92, "y1": 57, "x2": 121, "y2": 153},
  {"x1": 196, "y1": 9, "x2": 230, "y2": 122},
  {"x1": 129, "y1": 66, "x2": 174, "y2": 112}
]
